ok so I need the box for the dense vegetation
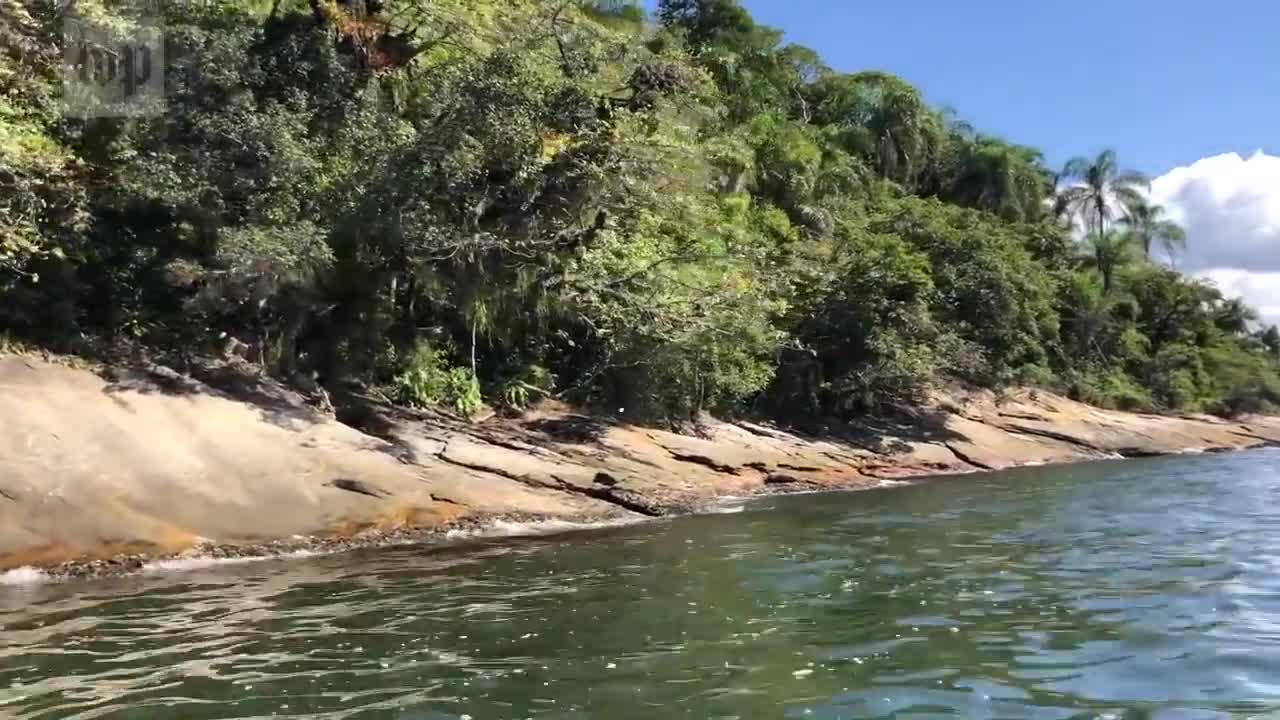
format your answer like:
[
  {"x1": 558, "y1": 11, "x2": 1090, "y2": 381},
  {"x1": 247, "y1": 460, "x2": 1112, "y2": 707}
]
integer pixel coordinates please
[{"x1": 4, "y1": 0, "x2": 1279, "y2": 422}]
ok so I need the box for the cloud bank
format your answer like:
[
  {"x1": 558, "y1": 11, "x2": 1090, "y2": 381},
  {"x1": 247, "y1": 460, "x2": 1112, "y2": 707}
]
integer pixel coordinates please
[{"x1": 1149, "y1": 151, "x2": 1280, "y2": 326}]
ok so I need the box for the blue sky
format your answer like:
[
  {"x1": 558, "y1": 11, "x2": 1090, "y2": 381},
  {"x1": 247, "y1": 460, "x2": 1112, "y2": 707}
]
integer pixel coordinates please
[{"x1": 645, "y1": 0, "x2": 1278, "y2": 177}]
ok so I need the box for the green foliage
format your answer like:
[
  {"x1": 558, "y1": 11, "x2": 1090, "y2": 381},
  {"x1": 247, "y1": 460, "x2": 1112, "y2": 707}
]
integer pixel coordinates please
[
  {"x1": 0, "y1": 1, "x2": 87, "y2": 278},
  {"x1": 1057, "y1": 149, "x2": 1150, "y2": 235},
  {"x1": 1197, "y1": 343, "x2": 1280, "y2": 416},
  {"x1": 869, "y1": 197, "x2": 1059, "y2": 383},
  {"x1": 771, "y1": 226, "x2": 948, "y2": 415},
  {"x1": 392, "y1": 344, "x2": 453, "y2": 408},
  {"x1": 0, "y1": 0, "x2": 1275, "y2": 425},
  {"x1": 1067, "y1": 368, "x2": 1155, "y2": 412},
  {"x1": 1082, "y1": 230, "x2": 1138, "y2": 294},
  {"x1": 1123, "y1": 199, "x2": 1186, "y2": 261},
  {"x1": 392, "y1": 343, "x2": 482, "y2": 417},
  {"x1": 498, "y1": 365, "x2": 554, "y2": 412}
]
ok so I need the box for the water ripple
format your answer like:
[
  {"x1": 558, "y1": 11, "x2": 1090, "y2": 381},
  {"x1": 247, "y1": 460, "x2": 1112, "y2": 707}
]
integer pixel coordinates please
[{"x1": 3, "y1": 452, "x2": 1280, "y2": 718}]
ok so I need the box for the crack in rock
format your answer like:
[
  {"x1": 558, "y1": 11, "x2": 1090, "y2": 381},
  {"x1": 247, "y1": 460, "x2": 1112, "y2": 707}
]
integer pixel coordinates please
[
  {"x1": 548, "y1": 473, "x2": 665, "y2": 518},
  {"x1": 993, "y1": 422, "x2": 1108, "y2": 453},
  {"x1": 1228, "y1": 427, "x2": 1280, "y2": 446},
  {"x1": 329, "y1": 478, "x2": 392, "y2": 499},
  {"x1": 663, "y1": 451, "x2": 739, "y2": 474},
  {"x1": 433, "y1": 443, "x2": 665, "y2": 517},
  {"x1": 777, "y1": 462, "x2": 825, "y2": 473},
  {"x1": 943, "y1": 443, "x2": 993, "y2": 470}
]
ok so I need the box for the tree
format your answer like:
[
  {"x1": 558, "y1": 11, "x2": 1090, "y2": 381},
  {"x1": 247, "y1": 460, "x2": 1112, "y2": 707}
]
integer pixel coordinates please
[
  {"x1": 1215, "y1": 297, "x2": 1259, "y2": 336},
  {"x1": 807, "y1": 72, "x2": 942, "y2": 189},
  {"x1": 0, "y1": 1, "x2": 87, "y2": 274},
  {"x1": 3, "y1": 0, "x2": 1279, "y2": 423},
  {"x1": 656, "y1": 0, "x2": 822, "y2": 122},
  {"x1": 1057, "y1": 150, "x2": 1149, "y2": 235},
  {"x1": 1258, "y1": 326, "x2": 1280, "y2": 357},
  {"x1": 1082, "y1": 230, "x2": 1137, "y2": 294},
  {"x1": 1060, "y1": 272, "x2": 1123, "y2": 363},
  {"x1": 946, "y1": 136, "x2": 1053, "y2": 222},
  {"x1": 1122, "y1": 198, "x2": 1187, "y2": 262},
  {"x1": 657, "y1": 0, "x2": 759, "y2": 51},
  {"x1": 870, "y1": 196, "x2": 1059, "y2": 380}
]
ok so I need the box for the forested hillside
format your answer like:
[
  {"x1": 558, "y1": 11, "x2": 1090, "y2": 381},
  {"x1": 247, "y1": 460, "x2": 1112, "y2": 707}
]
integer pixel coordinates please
[{"x1": 3, "y1": 0, "x2": 1279, "y2": 422}]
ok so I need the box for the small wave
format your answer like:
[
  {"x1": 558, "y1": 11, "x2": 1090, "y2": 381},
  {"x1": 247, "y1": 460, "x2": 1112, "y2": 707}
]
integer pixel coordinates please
[
  {"x1": 143, "y1": 550, "x2": 317, "y2": 574},
  {"x1": 876, "y1": 479, "x2": 915, "y2": 488},
  {"x1": 1177, "y1": 447, "x2": 1207, "y2": 455},
  {"x1": 708, "y1": 504, "x2": 746, "y2": 514},
  {"x1": 446, "y1": 517, "x2": 641, "y2": 540},
  {"x1": 0, "y1": 567, "x2": 51, "y2": 586}
]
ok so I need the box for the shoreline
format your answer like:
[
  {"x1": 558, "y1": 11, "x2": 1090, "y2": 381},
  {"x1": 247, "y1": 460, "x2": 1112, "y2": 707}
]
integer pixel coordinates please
[
  {"x1": 0, "y1": 484, "x2": 864, "y2": 584},
  {"x1": 3, "y1": 354, "x2": 1280, "y2": 584},
  {"x1": 2, "y1": 451, "x2": 1264, "y2": 586},
  {"x1": 1, "y1": 511, "x2": 641, "y2": 584}
]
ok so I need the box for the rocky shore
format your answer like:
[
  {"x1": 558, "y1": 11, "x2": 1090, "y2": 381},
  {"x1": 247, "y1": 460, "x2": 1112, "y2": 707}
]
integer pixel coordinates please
[{"x1": 3, "y1": 353, "x2": 1280, "y2": 581}]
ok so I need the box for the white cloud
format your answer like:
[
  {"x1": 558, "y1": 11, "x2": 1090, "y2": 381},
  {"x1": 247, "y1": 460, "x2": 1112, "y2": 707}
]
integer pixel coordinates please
[{"x1": 1149, "y1": 151, "x2": 1280, "y2": 327}]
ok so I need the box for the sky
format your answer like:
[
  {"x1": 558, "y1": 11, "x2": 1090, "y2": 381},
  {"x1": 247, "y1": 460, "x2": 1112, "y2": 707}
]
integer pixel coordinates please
[{"x1": 642, "y1": 0, "x2": 1280, "y2": 324}]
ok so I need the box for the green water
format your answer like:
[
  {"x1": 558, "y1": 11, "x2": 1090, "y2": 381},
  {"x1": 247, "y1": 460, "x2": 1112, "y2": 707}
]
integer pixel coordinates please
[{"x1": 5, "y1": 451, "x2": 1280, "y2": 719}]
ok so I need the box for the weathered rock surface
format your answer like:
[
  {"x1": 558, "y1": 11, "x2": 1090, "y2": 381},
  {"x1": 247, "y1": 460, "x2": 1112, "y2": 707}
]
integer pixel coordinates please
[{"x1": 2, "y1": 355, "x2": 1279, "y2": 571}]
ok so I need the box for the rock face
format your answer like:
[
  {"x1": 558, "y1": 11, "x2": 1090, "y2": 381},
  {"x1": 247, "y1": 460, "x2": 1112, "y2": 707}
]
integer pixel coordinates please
[{"x1": 1, "y1": 355, "x2": 1278, "y2": 570}]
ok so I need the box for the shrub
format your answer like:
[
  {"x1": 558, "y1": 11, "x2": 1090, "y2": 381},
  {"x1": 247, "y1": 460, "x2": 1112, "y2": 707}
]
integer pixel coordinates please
[
  {"x1": 498, "y1": 365, "x2": 554, "y2": 412},
  {"x1": 393, "y1": 343, "x2": 483, "y2": 417},
  {"x1": 1067, "y1": 369, "x2": 1154, "y2": 412}
]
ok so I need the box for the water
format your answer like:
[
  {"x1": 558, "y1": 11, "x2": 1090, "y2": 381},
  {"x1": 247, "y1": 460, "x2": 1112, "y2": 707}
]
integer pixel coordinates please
[{"x1": 5, "y1": 451, "x2": 1280, "y2": 719}]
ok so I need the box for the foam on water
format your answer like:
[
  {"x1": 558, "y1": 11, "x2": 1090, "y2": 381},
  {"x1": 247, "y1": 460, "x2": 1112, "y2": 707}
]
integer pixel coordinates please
[
  {"x1": 143, "y1": 550, "x2": 317, "y2": 574},
  {"x1": 0, "y1": 567, "x2": 51, "y2": 586},
  {"x1": 446, "y1": 517, "x2": 642, "y2": 540}
]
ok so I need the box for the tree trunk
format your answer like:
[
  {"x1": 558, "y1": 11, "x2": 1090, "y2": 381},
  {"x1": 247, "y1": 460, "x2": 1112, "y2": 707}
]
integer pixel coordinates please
[
  {"x1": 403, "y1": 273, "x2": 417, "y2": 327},
  {"x1": 308, "y1": 0, "x2": 328, "y2": 24},
  {"x1": 470, "y1": 316, "x2": 478, "y2": 379}
]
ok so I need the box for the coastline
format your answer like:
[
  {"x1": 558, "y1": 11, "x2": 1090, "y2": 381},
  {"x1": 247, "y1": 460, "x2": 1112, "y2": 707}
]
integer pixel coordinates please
[{"x1": 3, "y1": 353, "x2": 1279, "y2": 583}]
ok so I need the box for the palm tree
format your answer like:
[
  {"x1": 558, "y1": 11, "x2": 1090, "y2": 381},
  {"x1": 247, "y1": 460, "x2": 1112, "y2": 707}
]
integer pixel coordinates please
[
  {"x1": 1062, "y1": 272, "x2": 1122, "y2": 361},
  {"x1": 1257, "y1": 325, "x2": 1280, "y2": 356},
  {"x1": 809, "y1": 72, "x2": 942, "y2": 189},
  {"x1": 1215, "y1": 297, "x2": 1259, "y2": 335},
  {"x1": 1057, "y1": 150, "x2": 1150, "y2": 234},
  {"x1": 1122, "y1": 199, "x2": 1187, "y2": 262},
  {"x1": 951, "y1": 136, "x2": 1053, "y2": 221},
  {"x1": 1083, "y1": 229, "x2": 1137, "y2": 294}
]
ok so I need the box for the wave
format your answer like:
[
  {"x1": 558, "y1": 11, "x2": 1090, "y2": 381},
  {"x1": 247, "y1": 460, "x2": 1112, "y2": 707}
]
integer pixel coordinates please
[
  {"x1": 445, "y1": 517, "x2": 643, "y2": 540},
  {"x1": 142, "y1": 550, "x2": 317, "y2": 574}
]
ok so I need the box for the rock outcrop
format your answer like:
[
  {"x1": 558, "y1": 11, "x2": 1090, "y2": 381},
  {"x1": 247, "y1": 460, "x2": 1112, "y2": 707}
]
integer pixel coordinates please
[{"x1": 2, "y1": 355, "x2": 1278, "y2": 572}]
